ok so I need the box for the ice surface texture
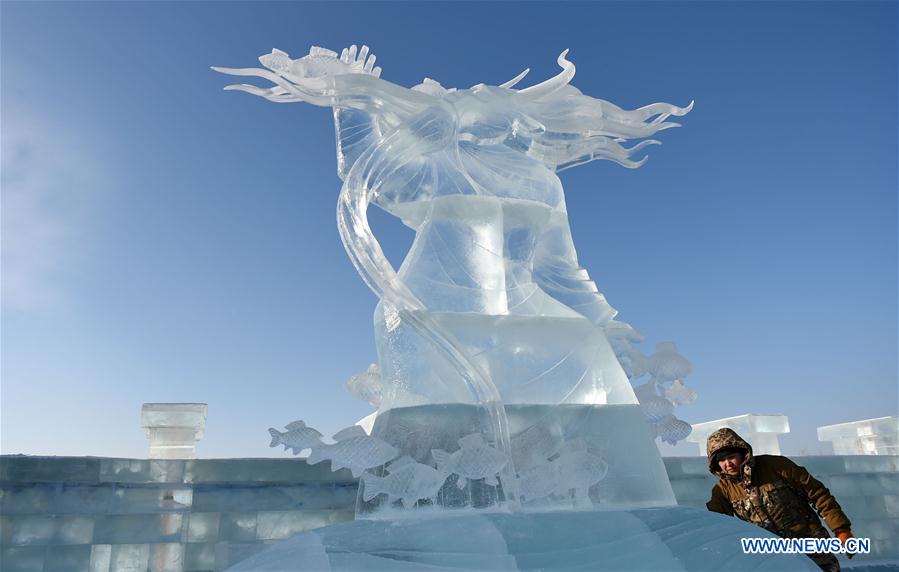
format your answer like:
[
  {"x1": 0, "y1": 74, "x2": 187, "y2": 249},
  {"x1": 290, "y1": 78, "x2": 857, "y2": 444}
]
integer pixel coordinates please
[
  {"x1": 3, "y1": 455, "x2": 896, "y2": 568},
  {"x1": 268, "y1": 420, "x2": 324, "y2": 456},
  {"x1": 228, "y1": 506, "x2": 820, "y2": 571},
  {"x1": 308, "y1": 425, "x2": 399, "y2": 479},
  {"x1": 216, "y1": 45, "x2": 691, "y2": 515},
  {"x1": 818, "y1": 417, "x2": 899, "y2": 455},
  {"x1": 141, "y1": 403, "x2": 208, "y2": 460}
]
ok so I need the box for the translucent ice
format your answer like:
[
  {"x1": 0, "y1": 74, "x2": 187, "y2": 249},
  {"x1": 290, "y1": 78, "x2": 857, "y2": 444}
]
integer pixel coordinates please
[
  {"x1": 647, "y1": 342, "x2": 692, "y2": 382},
  {"x1": 109, "y1": 544, "x2": 150, "y2": 572},
  {"x1": 551, "y1": 440, "x2": 609, "y2": 503},
  {"x1": 216, "y1": 44, "x2": 692, "y2": 515},
  {"x1": 633, "y1": 380, "x2": 694, "y2": 445},
  {"x1": 89, "y1": 544, "x2": 112, "y2": 572},
  {"x1": 664, "y1": 379, "x2": 697, "y2": 406},
  {"x1": 141, "y1": 403, "x2": 207, "y2": 460},
  {"x1": 345, "y1": 364, "x2": 382, "y2": 407},
  {"x1": 818, "y1": 416, "x2": 899, "y2": 455},
  {"x1": 229, "y1": 507, "x2": 820, "y2": 571},
  {"x1": 639, "y1": 394, "x2": 674, "y2": 422},
  {"x1": 509, "y1": 419, "x2": 564, "y2": 472},
  {"x1": 360, "y1": 456, "x2": 449, "y2": 509},
  {"x1": 369, "y1": 404, "x2": 677, "y2": 511},
  {"x1": 307, "y1": 425, "x2": 399, "y2": 478},
  {"x1": 516, "y1": 460, "x2": 561, "y2": 503},
  {"x1": 268, "y1": 420, "x2": 324, "y2": 455},
  {"x1": 431, "y1": 433, "x2": 508, "y2": 488},
  {"x1": 655, "y1": 415, "x2": 693, "y2": 445}
]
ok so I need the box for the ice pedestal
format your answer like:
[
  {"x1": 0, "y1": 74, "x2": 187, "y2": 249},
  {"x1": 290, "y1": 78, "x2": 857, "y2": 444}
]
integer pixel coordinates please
[
  {"x1": 141, "y1": 403, "x2": 208, "y2": 460},
  {"x1": 228, "y1": 506, "x2": 820, "y2": 571},
  {"x1": 361, "y1": 404, "x2": 675, "y2": 517},
  {"x1": 817, "y1": 417, "x2": 899, "y2": 455},
  {"x1": 687, "y1": 414, "x2": 790, "y2": 456},
  {"x1": 364, "y1": 277, "x2": 671, "y2": 515}
]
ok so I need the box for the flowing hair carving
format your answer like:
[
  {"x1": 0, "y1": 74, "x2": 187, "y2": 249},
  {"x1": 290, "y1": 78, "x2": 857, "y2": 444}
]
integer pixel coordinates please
[{"x1": 518, "y1": 85, "x2": 693, "y2": 170}]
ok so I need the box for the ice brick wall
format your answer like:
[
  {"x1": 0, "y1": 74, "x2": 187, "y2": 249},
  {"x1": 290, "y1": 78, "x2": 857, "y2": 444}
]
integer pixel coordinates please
[
  {"x1": 1, "y1": 455, "x2": 896, "y2": 570},
  {"x1": 665, "y1": 455, "x2": 899, "y2": 561},
  {"x1": 0, "y1": 457, "x2": 355, "y2": 571}
]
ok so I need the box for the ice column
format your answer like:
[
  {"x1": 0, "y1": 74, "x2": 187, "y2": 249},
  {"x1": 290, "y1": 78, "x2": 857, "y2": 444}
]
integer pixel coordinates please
[
  {"x1": 687, "y1": 414, "x2": 790, "y2": 456},
  {"x1": 141, "y1": 403, "x2": 208, "y2": 459},
  {"x1": 817, "y1": 416, "x2": 899, "y2": 455}
]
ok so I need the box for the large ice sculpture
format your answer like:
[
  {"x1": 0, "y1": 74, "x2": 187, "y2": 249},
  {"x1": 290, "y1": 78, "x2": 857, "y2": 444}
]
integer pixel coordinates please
[{"x1": 216, "y1": 45, "x2": 692, "y2": 516}]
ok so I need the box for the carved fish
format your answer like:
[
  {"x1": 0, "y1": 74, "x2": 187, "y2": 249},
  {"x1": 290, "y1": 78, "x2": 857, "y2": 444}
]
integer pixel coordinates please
[
  {"x1": 361, "y1": 456, "x2": 448, "y2": 509},
  {"x1": 307, "y1": 425, "x2": 399, "y2": 478},
  {"x1": 552, "y1": 440, "x2": 608, "y2": 499},
  {"x1": 517, "y1": 460, "x2": 560, "y2": 503},
  {"x1": 345, "y1": 363, "x2": 382, "y2": 407},
  {"x1": 511, "y1": 422, "x2": 564, "y2": 471},
  {"x1": 268, "y1": 420, "x2": 323, "y2": 455},
  {"x1": 431, "y1": 433, "x2": 508, "y2": 489}
]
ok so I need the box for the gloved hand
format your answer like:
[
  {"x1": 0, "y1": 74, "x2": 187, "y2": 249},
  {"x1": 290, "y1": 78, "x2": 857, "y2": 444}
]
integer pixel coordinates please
[{"x1": 836, "y1": 530, "x2": 854, "y2": 559}]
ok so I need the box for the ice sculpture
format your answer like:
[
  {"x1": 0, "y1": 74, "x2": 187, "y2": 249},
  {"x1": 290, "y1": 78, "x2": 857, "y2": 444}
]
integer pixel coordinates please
[
  {"x1": 141, "y1": 403, "x2": 207, "y2": 459},
  {"x1": 268, "y1": 420, "x2": 324, "y2": 455},
  {"x1": 306, "y1": 424, "x2": 400, "y2": 478},
  {"x1": 361, "y1": 456, "x2": 450, "y2": 509},
  {"x1": 216, "y1": 44, "x2": 692, "y2": 516},
  {"x1": 619, "y1": 337, "x2": 697, "y2": 445},
  {"x1": 817, "y1": 416, "x2": 899, "y2": 455},
  {"x1": 432, "y1": 433, "x2": 509, "y2": 489},
  {"x1": 346, "y1": 363, "x2": 382, "y2": 407}
]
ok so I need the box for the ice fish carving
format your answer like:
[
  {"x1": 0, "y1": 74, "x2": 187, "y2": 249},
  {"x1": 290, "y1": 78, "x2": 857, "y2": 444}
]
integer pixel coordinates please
[
  {"x1": 346, "y1": 363, "x2": 382, "y2": 407},
  {"x1": 656, "y1": 415, "x2": 693, "y2": 445},
  {"x1": 361, "y1": 456, "x2": 448, "y2": 509},
  {"x1": 552, "y1": 440, "x2": 609, "y2": 500},
  {"x1": 640, "y1": 394, "x2": 674, "y2": 422},
  {"x1": 431, "y1": 433, "x2": 508, "y2": 489},
  {"x1": 268, "y1": 420, "x2": 323, "y2": 455},
  {"x1": 664, "y1": 379, "x2": 697, "y2": 406},
  {"x1": 306, "y1": 425, "x2": 399, "y2": 478},
  {"x1": 511, "y1": 422, "x2": 564, "y2": 471},
  {"x1": 517, "y1": 460, "x2": 561, "y2": 503}
]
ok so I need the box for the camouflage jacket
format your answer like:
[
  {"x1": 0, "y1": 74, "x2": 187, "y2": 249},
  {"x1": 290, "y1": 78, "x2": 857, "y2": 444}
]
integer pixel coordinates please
[{"x1": 705, "y1": 428, "x2": 851, "y2": 538}]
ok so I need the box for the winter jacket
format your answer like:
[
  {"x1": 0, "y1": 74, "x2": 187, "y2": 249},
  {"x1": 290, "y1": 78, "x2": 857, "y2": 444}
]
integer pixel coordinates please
[{"x1": 705, "y1": 428, "x2": 851, "y2": 539}]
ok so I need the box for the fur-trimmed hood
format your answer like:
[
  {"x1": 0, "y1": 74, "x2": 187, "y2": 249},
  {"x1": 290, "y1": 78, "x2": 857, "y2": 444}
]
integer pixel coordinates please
[{"x1": 706, "y1": 427, "x2": 754, "y2": 481}]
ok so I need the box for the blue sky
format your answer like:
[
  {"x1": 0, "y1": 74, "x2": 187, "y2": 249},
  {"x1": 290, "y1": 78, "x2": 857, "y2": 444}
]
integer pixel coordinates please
[{"x1": 2, "y1": 1, "x2": 896, "y2": 458}]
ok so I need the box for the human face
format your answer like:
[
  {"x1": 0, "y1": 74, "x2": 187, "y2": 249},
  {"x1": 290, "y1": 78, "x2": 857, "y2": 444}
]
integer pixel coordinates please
[{"x1": 717, "y1": 451, "x2": 744, "y2": 476}]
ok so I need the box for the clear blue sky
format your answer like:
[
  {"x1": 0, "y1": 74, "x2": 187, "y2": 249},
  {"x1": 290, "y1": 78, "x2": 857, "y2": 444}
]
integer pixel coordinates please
[{"x1": 2, "y1": 1, "x2": 896, "y2": 458}]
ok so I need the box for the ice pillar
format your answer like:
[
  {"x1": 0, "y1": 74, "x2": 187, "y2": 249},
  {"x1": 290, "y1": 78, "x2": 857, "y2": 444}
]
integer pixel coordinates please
[{"x1": 141, "y1": 403, "x2": 208, "y2": 459}]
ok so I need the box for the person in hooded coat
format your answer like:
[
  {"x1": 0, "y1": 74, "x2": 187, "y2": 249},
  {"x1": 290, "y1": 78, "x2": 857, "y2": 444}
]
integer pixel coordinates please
[{"x1": 705, "y1": 427, "x2": 854, "y2": 572}]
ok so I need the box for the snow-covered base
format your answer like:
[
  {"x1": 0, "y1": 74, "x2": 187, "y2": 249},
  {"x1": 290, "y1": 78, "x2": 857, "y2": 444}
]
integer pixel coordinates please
[{"x1": 229, "y1": 506, "x2": 821, "y2": 571}]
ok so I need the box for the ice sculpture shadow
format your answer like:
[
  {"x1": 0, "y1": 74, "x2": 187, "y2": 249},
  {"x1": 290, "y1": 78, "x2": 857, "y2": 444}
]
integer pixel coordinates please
[{"x1": 216, "y1": 44, "x2": 692, "y2": 517}]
